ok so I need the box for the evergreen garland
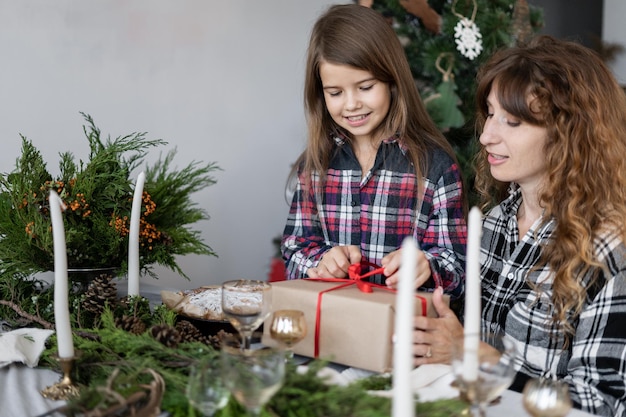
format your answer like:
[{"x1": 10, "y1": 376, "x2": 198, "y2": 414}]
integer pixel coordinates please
[{"x1": 40, "y1": 312, "x2": 468, "y2": 417}]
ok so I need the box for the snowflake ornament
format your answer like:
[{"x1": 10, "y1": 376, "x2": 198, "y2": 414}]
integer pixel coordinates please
[{"x1": 454, "y1": 17, "x2": 483, "y2": 60}]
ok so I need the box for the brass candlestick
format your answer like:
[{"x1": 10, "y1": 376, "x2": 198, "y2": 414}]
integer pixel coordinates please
[{"x1": 41, "y1": 353, "x2": 80, "y2": 401}]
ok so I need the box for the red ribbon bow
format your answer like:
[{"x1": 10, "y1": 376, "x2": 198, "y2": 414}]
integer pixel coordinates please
[{"x1": 310, "y1": 261, "x2": 391, "y2": 357}]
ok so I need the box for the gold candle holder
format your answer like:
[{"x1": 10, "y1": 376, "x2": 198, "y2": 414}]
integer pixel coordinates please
[{"x1": 41, "y1": 353, "x2": 80, "y2": 401}]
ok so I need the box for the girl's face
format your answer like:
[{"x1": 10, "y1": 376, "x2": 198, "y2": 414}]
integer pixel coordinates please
[
  {"x1": 479, "y1": 89, "x2": 548, "y2": 193},
  {"x1": 319, "y1": 61, "x2": 391, "y2": 144}
]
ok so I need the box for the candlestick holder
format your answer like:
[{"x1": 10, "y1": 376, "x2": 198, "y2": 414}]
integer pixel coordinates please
[{"x1": 41, "y1": 352, "x2": 81, "y2": 401}]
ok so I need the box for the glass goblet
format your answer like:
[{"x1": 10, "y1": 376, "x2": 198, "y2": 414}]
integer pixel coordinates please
[
  {"x1": 522, "y1": 377, "x2": 572, "y2": 417},
  {"x1": 220, "y1": 335, "x2": 285, "y2": 417},
  {"x1": 186, "y1": 357, "x2": 230, "y2": 417},
  {"x1": 221, "y1": 280, "x2": 272, "y2": 349},
  {"x1": 451, "y1": 332, "x2": 517, "y2": 417},
  {"x1": 269, "y1": 309, "x2": 307, "y2": 359}
]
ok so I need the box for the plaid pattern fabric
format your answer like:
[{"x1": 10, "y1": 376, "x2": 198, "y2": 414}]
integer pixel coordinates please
[
  {"x1": 282, "y1": 136, "x2": 467, "y2": 299},
  {"x1": 481, "y1": 186, "x2": 626, "y2": 416}
]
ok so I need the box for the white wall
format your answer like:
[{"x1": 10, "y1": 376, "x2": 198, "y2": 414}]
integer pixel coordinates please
[
  {"x1": 0, "y1": 1, "x2": 341, "y2": 291},
  {"x1": 603, "y1": 0, "x2": 626, "y2": 85}
]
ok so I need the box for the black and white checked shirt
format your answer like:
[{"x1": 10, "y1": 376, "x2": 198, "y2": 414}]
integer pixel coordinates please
[{"x1": 481, "y1": 185, "x2": 626, "y2": 416}]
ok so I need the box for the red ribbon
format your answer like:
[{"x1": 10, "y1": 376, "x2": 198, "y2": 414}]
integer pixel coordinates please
[{"x1": 309, "y1": 261, "x2": 427, "y2": 358}]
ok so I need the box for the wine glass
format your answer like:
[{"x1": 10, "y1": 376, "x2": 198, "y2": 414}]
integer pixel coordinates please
[
  {"x1": 221, "y1": 280, "x2": 272, "y2": 349},
  {"x1": 220, "y1": 335, "x2": 285, "y2": 416},
  {"x1": 522, "y1": 377, "x2": 572, "y2": 417},
  {"x1": 269, "y1": 309, "x2": 307, "y2": 359},
  {"x1": 451, "y1": 332, "x2": 517, "y2": 417},
  {"x1": 186, "y1": 357, "x2": 230, "y2": 416}
]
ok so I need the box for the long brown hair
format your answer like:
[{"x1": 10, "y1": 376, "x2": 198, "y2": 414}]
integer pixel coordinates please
[
  {"x1": 474, "y1": 35, "x2": 626, "y2": 336},
  {"x1": 292, "y1": 4, "x2": 457, "y2": 196}
]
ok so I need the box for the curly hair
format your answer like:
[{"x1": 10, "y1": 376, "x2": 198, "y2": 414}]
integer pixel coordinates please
[
  {"x1": 291, "y1": 4, "x2": 458, "y2": 199},
  {"x1": 474, "y1": 35, "x2": 626, "y2": 337}
]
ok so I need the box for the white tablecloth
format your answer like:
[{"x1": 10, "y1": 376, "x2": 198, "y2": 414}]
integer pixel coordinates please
[
  {"x1": 0, "y1": 364, "x2": 65, "y2": 417},
  {"x1": 0, "y1": 363, "x2": 598, "y2": 417}
]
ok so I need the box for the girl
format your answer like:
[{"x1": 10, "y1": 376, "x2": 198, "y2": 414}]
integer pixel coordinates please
[{"x1": 281, "y1": 4, "x2": 467, "y2": 299}]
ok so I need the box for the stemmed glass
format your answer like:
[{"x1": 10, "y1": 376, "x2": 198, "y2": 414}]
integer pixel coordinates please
[
  {"x1": 269, "y1": 309, "x2": 307, "y2": 359},
  {"x1": 186, "y1": 357, "x2": 230, "y2": 416},
  {"x1": 451, "y1": 332, "x2": 517, "y2": 417},
  {"x1": 220, "y1": 335, "x2": 285, "y2": 416},
  {"x1": 221, "y1": 280, "x2": 272, "y2": 349}
]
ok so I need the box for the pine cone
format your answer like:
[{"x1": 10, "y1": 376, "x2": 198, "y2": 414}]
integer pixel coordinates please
[
  {"x1": 117, "y1": 296, "x2": 130, "y2": 310},
  {"x1": 212, "y1": 330, "x2": 238, "y2": 350},
  {"x1": 175, "y1": 320, "x2": 211, "y2": 345},
  {"x1": 115, "y1": 314, "x2": 147, "y2": 335},
  {"x1": 82, "y1": 273, "x2": 118, "y2": 315},
  {"x1": 150, "y1": 324, "x2": 181, "y2": 348}
]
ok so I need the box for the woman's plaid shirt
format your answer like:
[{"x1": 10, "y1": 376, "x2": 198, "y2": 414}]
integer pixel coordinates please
[
  {"x1": 481, "y1": 186, "x2": 626, "y2": 416},
  {"x1": 282, "y1": 136, "x2": 467, "y2": 299}
]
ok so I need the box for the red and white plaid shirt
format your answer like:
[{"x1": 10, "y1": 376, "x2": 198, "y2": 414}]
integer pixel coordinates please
[{"x1": 282, "y1": 135, "x2": 467, "y2": 299}]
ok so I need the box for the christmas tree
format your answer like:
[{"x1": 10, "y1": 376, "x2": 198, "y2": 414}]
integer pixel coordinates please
[{"x1": 366, "y1": 0, "x2": 544, "y2": 195}]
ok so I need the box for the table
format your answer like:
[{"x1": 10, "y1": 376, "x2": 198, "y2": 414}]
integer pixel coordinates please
[{"x1": 0, "y1": 363, "x2": 598, "y2": 417}]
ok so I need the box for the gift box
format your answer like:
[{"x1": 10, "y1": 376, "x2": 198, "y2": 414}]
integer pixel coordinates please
[{"x1": 262, "y1": 279, "x2": 448, "y2": 373}]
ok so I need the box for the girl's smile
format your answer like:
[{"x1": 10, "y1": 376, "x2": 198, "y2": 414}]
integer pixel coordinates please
[{"x1": 345, "y1": 112, "x2": 371, "y2": 127}]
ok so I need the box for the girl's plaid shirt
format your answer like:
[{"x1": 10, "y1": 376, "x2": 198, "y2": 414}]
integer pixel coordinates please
[{"x1": 282, "y1": 136, "x2": 467, "y2": 300}]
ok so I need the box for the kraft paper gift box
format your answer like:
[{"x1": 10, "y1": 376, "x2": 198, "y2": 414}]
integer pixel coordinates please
[{"x1": 262, "y1": 279, "x2": 448, "y2": 373}]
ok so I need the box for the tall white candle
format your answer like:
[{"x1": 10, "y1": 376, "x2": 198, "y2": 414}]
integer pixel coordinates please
[
  {"x1": 463, "y1": 206, "x2": 482, "y2": 381},
  {"x1": 392, "y1": 237, "x2": 416, "y2": 417},
  {"x1": 49, "y1": 190, "x2": 75, "y2": 359},
  {"x1": 127, "y1": 171, "x2": 145, "y2": 297}
]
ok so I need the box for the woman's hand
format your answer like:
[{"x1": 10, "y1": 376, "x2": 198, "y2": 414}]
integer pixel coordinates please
[
  {"x1": 307, "y1": 245, "x2": 362, "y2": 278},
  {"x1": 381, "y1": 247, "x2": 431, "y2": 289},
  {"x1": 410, "y1": 286, "x2": 464, "y2": 366}
]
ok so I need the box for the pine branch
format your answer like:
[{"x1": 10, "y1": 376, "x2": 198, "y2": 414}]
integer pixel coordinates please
[
  {"x1": 0, "y1": 299, "x2": 54, "y2": 329},
  {"x1": 0, "y1": 113, "x2": 219, "y2": 277}
]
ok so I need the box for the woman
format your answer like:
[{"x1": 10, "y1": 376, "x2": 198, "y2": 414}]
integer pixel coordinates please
[
  {"x1": 281, "y1": 4, "x2": 467, "y2": 298},
  {"x1": 414, "y1": 35, "x2": 626, "y2": 415}
]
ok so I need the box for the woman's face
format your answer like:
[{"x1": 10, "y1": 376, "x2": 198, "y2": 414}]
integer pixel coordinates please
[
  {"x1": 319, "y1": 61, "x2": 391, "y2": 144},
  {"x1": 479, "y1": 89, "x2": 549, "y2": 193}
]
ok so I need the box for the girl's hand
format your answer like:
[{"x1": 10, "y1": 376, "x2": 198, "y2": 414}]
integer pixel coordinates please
[
  {"x1": 381, "y1": 247, "x2": 431, "y2": 289},
  {"x1": 307, "y1": 245, "x2": 362, "y2": 278}
]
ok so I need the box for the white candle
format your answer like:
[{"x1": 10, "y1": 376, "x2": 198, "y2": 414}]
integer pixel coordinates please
[
  {"x1": 49, "y1": 191, "x2": 75, "y2": 359},
  {"x1": 127, "y1": 171, "x2": 145, "y2": 297},
  {"x1": 463, "y1": 206, "x2": 482, "y2": 381},
  {"x1": 392, "y1": 237, "x2": 416, "y2": 417}
]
